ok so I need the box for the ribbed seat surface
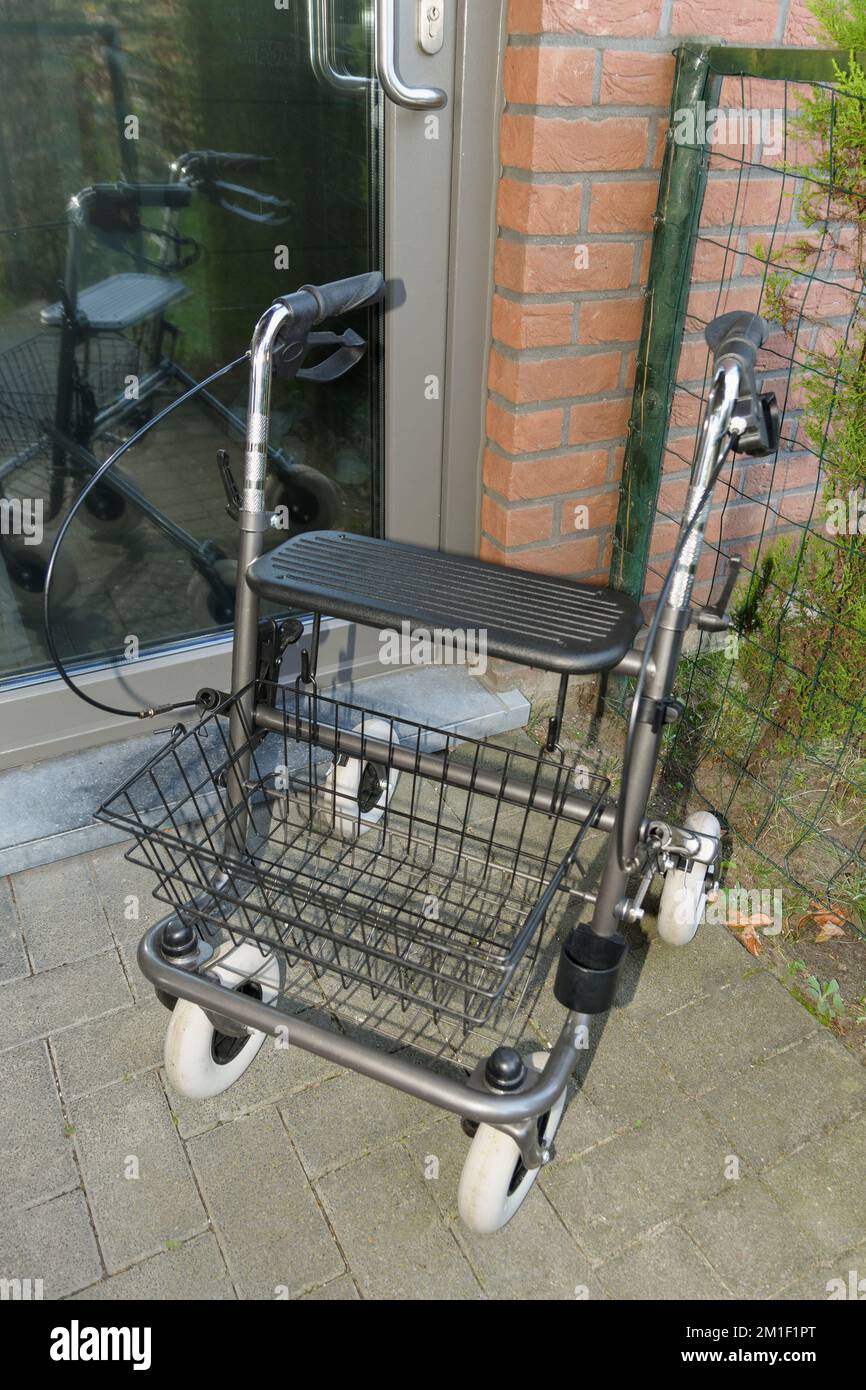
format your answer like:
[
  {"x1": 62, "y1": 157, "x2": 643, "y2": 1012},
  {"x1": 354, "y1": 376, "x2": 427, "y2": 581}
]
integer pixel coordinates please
[
  {"x1": 41, "y1": 273, "x2": 188, "y2": 331},
  {"x1": 247, "y1": 531, "x2": 642, "y2": 675}
]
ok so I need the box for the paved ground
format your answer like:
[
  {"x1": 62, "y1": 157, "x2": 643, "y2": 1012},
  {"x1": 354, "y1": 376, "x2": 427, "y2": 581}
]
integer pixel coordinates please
[{"x1": 2, "y1": 838, "x2": 865, "y2": 1301}]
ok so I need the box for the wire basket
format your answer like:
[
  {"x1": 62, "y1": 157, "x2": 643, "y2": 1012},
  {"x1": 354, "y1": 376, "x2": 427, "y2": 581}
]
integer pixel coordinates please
[
  {"x1": 0, "y1": 329, "x2": 143, "y2": 453},
  {"x1": 98, "y1": 682, "x2": 609, "y2": 1035}
]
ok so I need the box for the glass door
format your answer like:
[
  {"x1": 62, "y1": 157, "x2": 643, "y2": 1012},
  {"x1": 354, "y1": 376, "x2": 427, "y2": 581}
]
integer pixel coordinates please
[
  {"x1": 0, "y1": 0, "x2": 498, "y2": 767},
  {"x1": 0, "y1": 0, "x2": 383, "y2": 684}
]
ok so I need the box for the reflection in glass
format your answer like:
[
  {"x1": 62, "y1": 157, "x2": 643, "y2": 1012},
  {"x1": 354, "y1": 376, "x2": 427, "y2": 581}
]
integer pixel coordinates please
[{"x1": 0, "y1": 1, "x2": 381, "y2": 683}]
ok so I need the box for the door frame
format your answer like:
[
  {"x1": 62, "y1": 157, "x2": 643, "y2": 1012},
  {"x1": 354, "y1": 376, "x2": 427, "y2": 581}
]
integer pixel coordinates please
[{"x1": 0, "y1": 0, "x2": 506, "y2": 770}]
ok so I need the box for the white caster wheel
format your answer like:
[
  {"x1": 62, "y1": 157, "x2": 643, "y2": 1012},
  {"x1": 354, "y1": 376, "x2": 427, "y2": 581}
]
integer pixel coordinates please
[
  {"x1": 457, "y1": 1052, "x2": 566, "y2": 1235},
  {"x1": 322, "y1": 719, "x2": 399, "y2": 837},
  {"x1": 656, "y1": 811, "x2": 722, "y2": 946},
  {"x1": 164, "y1": 939, "x2": 281, "y2": 1099}
]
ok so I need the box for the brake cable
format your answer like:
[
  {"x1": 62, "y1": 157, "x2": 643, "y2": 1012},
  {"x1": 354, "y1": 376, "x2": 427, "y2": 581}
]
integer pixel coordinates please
[{"x1": 43, "y1": 353, "x2": 248, "y2": 720}]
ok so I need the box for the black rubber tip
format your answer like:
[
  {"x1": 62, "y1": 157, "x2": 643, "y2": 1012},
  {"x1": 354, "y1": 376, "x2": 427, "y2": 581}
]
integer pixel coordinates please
[
  {"x1": 554, "y1": 925, "x2": 628, "y2": 1014},
  {"x1": 160, "y1": 918, "x2": 197, "y2": 960},
  {"x1": 485, "y1": 1046, "x2": 527, "y2": 1093}
]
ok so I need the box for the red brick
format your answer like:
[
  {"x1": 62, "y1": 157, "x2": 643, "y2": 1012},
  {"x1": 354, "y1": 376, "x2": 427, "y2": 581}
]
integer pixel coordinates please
[
  {"x1": 508, "y1": 0, "x2": 663, "y2": 39},
  {"x1": 600, "y1": 51, "x2": 675, "y2": 106},
  {"x1": 492, "y1": 295, "x2": 574, "y2": 349},
  {"x1": 568, "y1": 397, "x2": 631, "y2": 445},
  {"x1": 486, "y1": 399, "x2": 564, "y2": 454},
  {"x1": 515, "y1": 535, "x2": 601, "y2": 576},
  {"x1": 588, "y1": 179, "x2": 659, "y2": 233},
  {"x1": 481, "y1": 495, "x2": 554, "y2": 547},
  {"x1": 670, "y1": 0, "x2": 779, "y2": 42},
  {"x1": 785, "y1": 0, "x2": 820, "y2": 44},
  {"x1": 504, "y1": 46, "x2": 596, "y2": 106},
  {"x1": 579, "y1": 296, "x2": 645, "y2": 344},
  {"x1": 484, "y1": 447, "x2": 608, "y2": 500},
  {"x1": 691, "y1": 238, "x2": 736, "y2": 282},
  {"x1": 559, "y1": 488, "x2": 620, "y2": 535},
  {"x1": 489, "y1": 348, "x2": 621, "y2": 404},
  {"x1": 495, "y1": 238, "x2": 635, "y2": 294},
  {"x1": 701, "y1": 178, "x2": 793, "y2": 231},
  {"x1": 497, "y1": 178, "x2": 584, "y2": 234},
  {"x1": 501, "y1": 113, "x2": 649, "y2": 173}
]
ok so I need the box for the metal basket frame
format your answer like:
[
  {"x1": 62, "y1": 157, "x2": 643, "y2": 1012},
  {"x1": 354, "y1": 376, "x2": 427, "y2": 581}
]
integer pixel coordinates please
[{"x1": 99, "y1": 680, "x2": 609, "y2": 1033}]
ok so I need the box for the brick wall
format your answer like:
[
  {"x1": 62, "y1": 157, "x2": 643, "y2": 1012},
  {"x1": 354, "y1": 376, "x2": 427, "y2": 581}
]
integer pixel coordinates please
[{"x1": 481, "y1": 0, "x2": 819, "y2": 584}]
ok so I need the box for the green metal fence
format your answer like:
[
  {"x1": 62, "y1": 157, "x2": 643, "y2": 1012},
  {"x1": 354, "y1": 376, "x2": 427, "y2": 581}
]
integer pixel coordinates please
[{"x1": 613, "y1": 44, "x2": 866, "y2": 935}]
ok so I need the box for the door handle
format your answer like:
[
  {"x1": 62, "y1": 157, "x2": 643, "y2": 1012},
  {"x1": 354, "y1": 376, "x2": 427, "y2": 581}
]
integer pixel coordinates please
[
  {"x1": 307, "y1": 0, "x2": 370, "y2": 94},
  {"x1": 374, "y1": 0, "x2": 446, "y2": 110}
]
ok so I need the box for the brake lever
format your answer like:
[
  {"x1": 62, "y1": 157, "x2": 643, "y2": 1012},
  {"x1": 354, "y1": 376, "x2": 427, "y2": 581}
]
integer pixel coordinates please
[
  {"x1": 696, "y1": 554, "x2": 743, "y2": 633},
  {"x1": 273, "y1": 328, "x2": 367, "y2": 383}
]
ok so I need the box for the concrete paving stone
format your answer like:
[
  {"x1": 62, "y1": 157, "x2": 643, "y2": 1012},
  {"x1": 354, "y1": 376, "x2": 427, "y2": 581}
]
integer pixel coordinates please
[
  {"x1": 299, "y1": 1274, "x2": 360, "y2": 1300},
  {"x1": 116, "y1": 938, "x2": 154, "y2": 1006},
  {"x1": 683, "y1": 1177, "x2": 815, "y2": 1300},
  {"x1": 0, "y1": 1190, "x2": 101, "y2": 1299},
  {"x1": 70, "y1": 1233, "x2": 235, "y2": 1301},
  {"x1": 697, "y1": 1032, "x2": 866, "y2": 1169},
  {"x1": 576, "y1": 1010, "x2": 685, "y2": 1129},
  {"x1": 0, "y1": 1041, "x2": 78, "y2": 1207},
  {"x1": 186, "y1": 1107, "x2": 343, "y2": 1300},
  {"x1": 638, "y1": 972, "x2": 819, "y2": 1097},
  {"x1": 764, "y1": 1111, "x2": 866, "y2": 1262},
  {"x1": 454, "y1": 1192, "x2": 602, "y2": 1301},
  {"x1": 11, "y1": 855, "x2": 112, "y2": 971},
  {"x1": 279, "y1": 1066, "x2": 434, "y2": 1178},
  {"x1": 599, "y1": 1225, "x2": 732, "y2": 1301},
  {"x1": 403, "y1": 1115, "x2": 479, "y2": 1221},
  {"x1": 554, "y1": 1085, "x2": 620, "y2": 1157},
  {"x1": 71, "y1": 1072, "x2": 206, "y2": 1272},
  {"x1": 540, "y1": 1098, "x2": 733, "y2": 1261},
  {"x1": 0, "y1": 876, "x2": 28, "y2": 983},
  {"x1": 87, "y1": 842, "x2": 168, "y2": 945},
  {"x1": 618, "y1": 924, "x2": 748, "y2": 1023},
  {"x1": 316, "y1": 1142, "x2": 483, "y2": 1299},
  {"x1": 52, "y1": 1002, "x2": 165, "y2": 1099},
  {"x1": 167, "y1": 1030, "x2": 343, "y2": 1141},
  {"x1": 773, "y1": 1242, "x2": 866, "y2": 1301},
  {"x1": 0, "y1": 950, "x2": 132, "y2": 1052}
]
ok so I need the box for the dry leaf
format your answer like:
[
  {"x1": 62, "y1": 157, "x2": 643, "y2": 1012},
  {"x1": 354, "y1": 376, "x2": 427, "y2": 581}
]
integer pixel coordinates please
[
  {"x1": 814, "y1": 920, "x2": 846, "y2": 943},
  {"x1": 727, "y1": 912, "x2": 773, "y2": 930},
  {"x1": 794, "y1": 903, "x2": 847, "y2": 941},
  {"x1": 739, "y1": 924, "x2": 763, "y2": 957}
]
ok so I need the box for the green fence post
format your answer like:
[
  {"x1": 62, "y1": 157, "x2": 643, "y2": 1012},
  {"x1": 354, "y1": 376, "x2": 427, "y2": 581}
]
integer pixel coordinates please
[{"x1": 610, "y1": 44, "x2": 716, "y2": 601}]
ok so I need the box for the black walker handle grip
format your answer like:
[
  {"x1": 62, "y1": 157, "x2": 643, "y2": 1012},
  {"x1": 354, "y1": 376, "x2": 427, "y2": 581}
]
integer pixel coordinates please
[
  {"x1": 297, "y1": 272, "x2": 386, "y2": 324},
  {"x1": 705, "y1": 311, "x2": 771, "y2": 371}
]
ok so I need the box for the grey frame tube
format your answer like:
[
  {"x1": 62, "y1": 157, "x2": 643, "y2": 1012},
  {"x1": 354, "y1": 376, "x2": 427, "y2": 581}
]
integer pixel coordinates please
[{"x1": 139, "y1": 922, "x2": 587, "y2": 1125}]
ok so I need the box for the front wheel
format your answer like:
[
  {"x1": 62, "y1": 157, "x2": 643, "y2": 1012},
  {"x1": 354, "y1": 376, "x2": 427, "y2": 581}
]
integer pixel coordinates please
[
  {"x1": 656, "y1": 811, "x2": 722, "y2": 946},
  {"x1": 163, "y1": 940, "x2": 281, "y2": 1099},
  {"x1": 457, "y1": 1052, "x2": 566, "y2": 1235}
]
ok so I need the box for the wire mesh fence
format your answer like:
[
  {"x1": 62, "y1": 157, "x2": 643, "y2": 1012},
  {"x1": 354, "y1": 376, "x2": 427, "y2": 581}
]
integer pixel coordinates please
[{"x1": 632, "y1": 50, "x2": 865, "y2": 937}]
